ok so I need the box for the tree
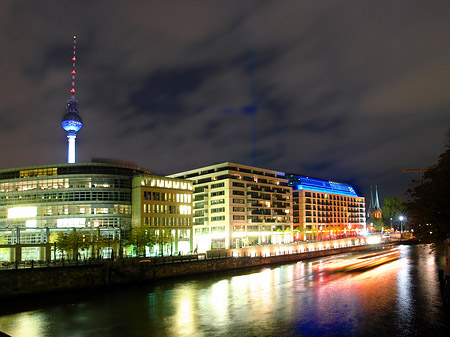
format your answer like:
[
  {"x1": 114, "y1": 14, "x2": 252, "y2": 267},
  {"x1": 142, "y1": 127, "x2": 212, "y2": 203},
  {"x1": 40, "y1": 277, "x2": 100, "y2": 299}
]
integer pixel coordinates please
[
  {"x1": 88, "y1": 230, "x2": 117, "y2": 258},
  {"x1": 126, "y1": 226, "x2": 157, "y2": 257},
  {"x1": 406, "y1": 130, "x2": 450, "y2": 251},
  {"x1": 367, "y1": 217, "x2": 384, "y2": 231},
  {"x1": 55, "y1": 230, "x2": 90, "y2": 260},
  {"x1": 382, "y1": 197, "x2": 405, "y2": 230},
  {"x1": 0, "y1": 232, "x2": 9, "y2": 259},
  {"x1": 55, "y1": 232, "x2": 70, "y2": 258},
  {"x1": 154, "y1": 229, "x2": 173, "y2": 256}
]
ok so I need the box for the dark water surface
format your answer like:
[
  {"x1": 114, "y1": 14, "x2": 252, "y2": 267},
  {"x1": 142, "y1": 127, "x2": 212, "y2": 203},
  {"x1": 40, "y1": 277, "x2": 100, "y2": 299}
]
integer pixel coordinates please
[{"x1": 0, "y1": 245, "x2": 448, "y2": 337}]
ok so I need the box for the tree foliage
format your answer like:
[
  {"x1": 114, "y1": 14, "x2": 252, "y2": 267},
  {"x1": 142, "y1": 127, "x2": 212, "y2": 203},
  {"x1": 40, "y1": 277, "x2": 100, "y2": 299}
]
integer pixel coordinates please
[
  {"x1": 88, "y1": 230, "x2": 117, "y2": 258},
  {"x1": 382, "y1": 197, "x2": 405, "y2": 229},
  {"x1": 368, "y1": 217, "x2": 384, "y2": 231},
  {"x1": 55, "y1": 230, "x2": 116, "y2": 259},
  {"x1": 126, "y1": 226, "x2": 157, "y2": 256},
  {"x1": 124, "y1": 227, "x2": 175, "y2": 256},
  {"x1": 55, "y1": 230, "x2": 90, "y2": 259},
  {"x1": 406, "y1": 131, "x2": 450, "y2": 250},
  {"x1": 154, "y1": 229, "x2": 174, "y2": 254}
]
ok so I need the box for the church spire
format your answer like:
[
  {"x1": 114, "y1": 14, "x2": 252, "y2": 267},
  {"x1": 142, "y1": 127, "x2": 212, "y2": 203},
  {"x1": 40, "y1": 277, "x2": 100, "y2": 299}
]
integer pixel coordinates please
[
  {"x1": 374, "y1": 185, "x2": 381, "y2": 211},
  {"x1": 369, "y1": 186, "x2": 375, "y2": 210}
]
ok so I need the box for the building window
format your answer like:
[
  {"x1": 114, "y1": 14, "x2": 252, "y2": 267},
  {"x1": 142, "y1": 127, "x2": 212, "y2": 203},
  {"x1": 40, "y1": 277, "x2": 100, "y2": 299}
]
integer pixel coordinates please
[
  {"x1": 211, "y1": 199, "x2": 225, "y2": 205},
  {"x1": 211, "y1": 182, "x2": 225, "y2": 189},
  {"x1": 211, "y1": 191, "x2": 225, "y2": 197}
]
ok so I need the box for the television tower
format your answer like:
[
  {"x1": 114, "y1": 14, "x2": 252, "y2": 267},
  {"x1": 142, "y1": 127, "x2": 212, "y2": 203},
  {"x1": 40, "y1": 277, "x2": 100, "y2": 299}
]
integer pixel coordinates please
[{"x1": 61, "y1": 36, "x2": 83, "y2": 163}]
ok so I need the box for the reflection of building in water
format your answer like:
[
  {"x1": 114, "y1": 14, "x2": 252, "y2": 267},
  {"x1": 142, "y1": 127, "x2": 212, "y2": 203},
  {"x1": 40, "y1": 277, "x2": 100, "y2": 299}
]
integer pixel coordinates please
[{"x1": 286, "y1": 174, "x2": 366, "y2": 241}]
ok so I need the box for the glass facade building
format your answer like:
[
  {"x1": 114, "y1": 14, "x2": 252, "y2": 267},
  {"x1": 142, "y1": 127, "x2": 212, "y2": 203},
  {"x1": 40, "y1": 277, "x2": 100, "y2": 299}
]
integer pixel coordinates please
[{"x1": 0, "y1": 159, "x2": 150, "y2": 230}]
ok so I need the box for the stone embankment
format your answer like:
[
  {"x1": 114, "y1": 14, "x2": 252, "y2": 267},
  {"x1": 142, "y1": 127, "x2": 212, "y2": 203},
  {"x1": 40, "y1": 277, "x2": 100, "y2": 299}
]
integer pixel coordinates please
[
  {"x1": 0, "y1": 244, "x2": 381, "y2": 299},
  {"x1": 439, "y1": 242, "x2": 450, "y2": 305}
]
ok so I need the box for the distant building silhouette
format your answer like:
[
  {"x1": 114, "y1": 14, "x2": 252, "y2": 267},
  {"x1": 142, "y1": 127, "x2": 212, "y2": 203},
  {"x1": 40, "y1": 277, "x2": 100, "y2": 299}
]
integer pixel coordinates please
[{"x1": 367, "y1": 185, "x2": 382, "y2": 219}]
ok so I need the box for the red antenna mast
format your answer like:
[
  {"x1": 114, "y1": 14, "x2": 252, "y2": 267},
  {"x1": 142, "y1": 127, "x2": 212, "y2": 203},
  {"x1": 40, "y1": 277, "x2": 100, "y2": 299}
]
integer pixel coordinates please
[{"x1": 70, "y1": 35, "x2": 77, "y2": 98}]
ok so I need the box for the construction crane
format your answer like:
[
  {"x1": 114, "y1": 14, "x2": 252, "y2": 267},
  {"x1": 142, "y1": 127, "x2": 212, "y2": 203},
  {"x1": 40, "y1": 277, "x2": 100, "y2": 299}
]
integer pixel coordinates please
[{"x1": 403, "y1": 168, "x2": 429, "y2": 173}]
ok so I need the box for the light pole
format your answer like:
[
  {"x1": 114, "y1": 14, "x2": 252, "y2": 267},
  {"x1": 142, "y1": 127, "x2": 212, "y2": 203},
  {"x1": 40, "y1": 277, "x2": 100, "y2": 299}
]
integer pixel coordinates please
[
  {"x1": 399, "y1": 216, "x2": 404, "y2": 234},
  {"x1": 390, "y1": 218, "x2": 393, "y2": 232}
]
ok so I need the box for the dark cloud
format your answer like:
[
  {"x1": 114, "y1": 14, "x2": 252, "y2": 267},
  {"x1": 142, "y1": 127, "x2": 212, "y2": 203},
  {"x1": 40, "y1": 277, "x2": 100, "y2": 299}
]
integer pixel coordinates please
[
  {"x1": 127, "y1": 64, "x2": 218, "y2": 117},
  {"x1": 1, "y1": 0, "x2": 450, "y2": 202}
]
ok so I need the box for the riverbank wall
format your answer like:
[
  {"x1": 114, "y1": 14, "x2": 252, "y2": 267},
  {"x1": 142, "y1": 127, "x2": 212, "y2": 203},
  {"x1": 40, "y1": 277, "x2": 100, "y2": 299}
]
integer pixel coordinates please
[
  {"x1": 0, "y1": 244, "x2": 380, "y2": 299},
  {"x1": 439, "y1": 242, "x2": 450, "y2": 305}
]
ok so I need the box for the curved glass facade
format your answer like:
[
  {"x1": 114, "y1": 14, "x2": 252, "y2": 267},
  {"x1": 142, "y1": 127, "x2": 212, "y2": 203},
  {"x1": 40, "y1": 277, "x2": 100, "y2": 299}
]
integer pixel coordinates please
[{"x1": 0, "y1": 160, "x2": 149, "y2": 229}]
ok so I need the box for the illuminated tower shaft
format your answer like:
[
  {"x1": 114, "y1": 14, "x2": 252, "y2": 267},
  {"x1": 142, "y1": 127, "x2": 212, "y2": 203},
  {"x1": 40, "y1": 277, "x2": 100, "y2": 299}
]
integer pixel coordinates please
[
  {"x1": 61, "y1": 36, "x2": 83, "y2": 163},
  {"x1": 67, "y1": 132, "x2": 76, "y2": 163}
]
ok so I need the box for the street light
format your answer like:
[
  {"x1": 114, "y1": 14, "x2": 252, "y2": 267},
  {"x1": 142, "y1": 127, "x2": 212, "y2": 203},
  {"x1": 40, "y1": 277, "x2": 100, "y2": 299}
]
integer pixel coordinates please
[
  {"x1": 399, "y1": 216, "x2": 405, "y2": 234},
  {"x1": 390, "y1": 218, "x2": 393, "y2": 232}
]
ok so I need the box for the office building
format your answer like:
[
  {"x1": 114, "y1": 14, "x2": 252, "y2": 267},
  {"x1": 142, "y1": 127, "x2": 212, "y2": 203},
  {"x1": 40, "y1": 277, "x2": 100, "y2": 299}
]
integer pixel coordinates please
[
  {"x1": 132, "y1": 175, "x2": 193, "y2": 254},
  {"x1": 169, "y1": 162, "x2": 293, "y2": 252},
  {"x1": 0, "y1": 159, "x2": 149, "y2": 260}
]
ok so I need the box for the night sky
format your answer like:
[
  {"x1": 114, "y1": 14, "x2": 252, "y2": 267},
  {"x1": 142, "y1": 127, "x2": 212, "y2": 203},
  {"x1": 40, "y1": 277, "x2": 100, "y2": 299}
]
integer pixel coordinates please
[{"x1": 1, "y1": 1, "x2": 449, "y2": 201}]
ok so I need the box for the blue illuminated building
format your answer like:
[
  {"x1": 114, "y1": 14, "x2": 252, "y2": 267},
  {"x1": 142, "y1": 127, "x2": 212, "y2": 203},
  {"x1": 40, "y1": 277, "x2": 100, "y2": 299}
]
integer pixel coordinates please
[
  {"x1": 286, "y1": 174, "x2": 366, "y2": 241},
  {"x1": 287, "y1": 175, "x2": 358, "y2": 197}
]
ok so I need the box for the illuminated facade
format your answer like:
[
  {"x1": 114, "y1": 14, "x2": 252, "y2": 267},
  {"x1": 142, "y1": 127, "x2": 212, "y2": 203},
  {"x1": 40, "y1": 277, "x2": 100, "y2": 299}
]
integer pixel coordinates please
[
  {"x1": 286, "y1": 174, "x2": 366, "y2": 240},
  {"x1": 132, "y1": 175, "x2": 193, "y2": 254},
  {"x1": 0, "y1": 159, "x2": 149, "y2": 230},
  {"x1": 169, "y1": 162, "x2": 293, "y2": 252}
]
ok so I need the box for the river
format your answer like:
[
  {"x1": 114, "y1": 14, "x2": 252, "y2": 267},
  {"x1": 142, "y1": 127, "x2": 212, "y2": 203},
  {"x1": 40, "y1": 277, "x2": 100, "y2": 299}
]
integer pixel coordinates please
[{"x1": 0, "y1": 244, "x2": 448, "y2": 337}]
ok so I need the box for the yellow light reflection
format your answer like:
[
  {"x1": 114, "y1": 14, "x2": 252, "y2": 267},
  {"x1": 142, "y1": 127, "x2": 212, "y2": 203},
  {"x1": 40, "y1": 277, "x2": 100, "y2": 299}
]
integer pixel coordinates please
[
  {"x1": 168, "y1": 285, "x2": 198, "y2": 337},
  {"x1": 0, "y1": 311, "x2": 45, "y2": 337}
]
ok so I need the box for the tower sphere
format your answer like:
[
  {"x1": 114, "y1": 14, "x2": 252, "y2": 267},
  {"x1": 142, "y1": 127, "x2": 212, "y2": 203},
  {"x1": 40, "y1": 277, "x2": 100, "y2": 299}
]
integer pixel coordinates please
[{"x1": 61, "y1": 100, "x2": 83, "y2": 133}]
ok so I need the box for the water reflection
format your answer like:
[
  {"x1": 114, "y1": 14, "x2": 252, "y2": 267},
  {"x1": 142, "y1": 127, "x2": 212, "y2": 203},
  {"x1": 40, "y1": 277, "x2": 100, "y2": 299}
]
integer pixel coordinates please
[{"x1": 0, "y1": 245, "x2": 448, "y2": 336}]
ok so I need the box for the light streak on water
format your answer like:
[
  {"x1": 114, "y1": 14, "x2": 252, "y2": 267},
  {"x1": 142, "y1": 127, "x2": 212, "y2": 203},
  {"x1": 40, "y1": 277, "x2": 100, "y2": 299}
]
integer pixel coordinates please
[{"x1": 0, "y1": 245, "x2": 448, "y2": 336}]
